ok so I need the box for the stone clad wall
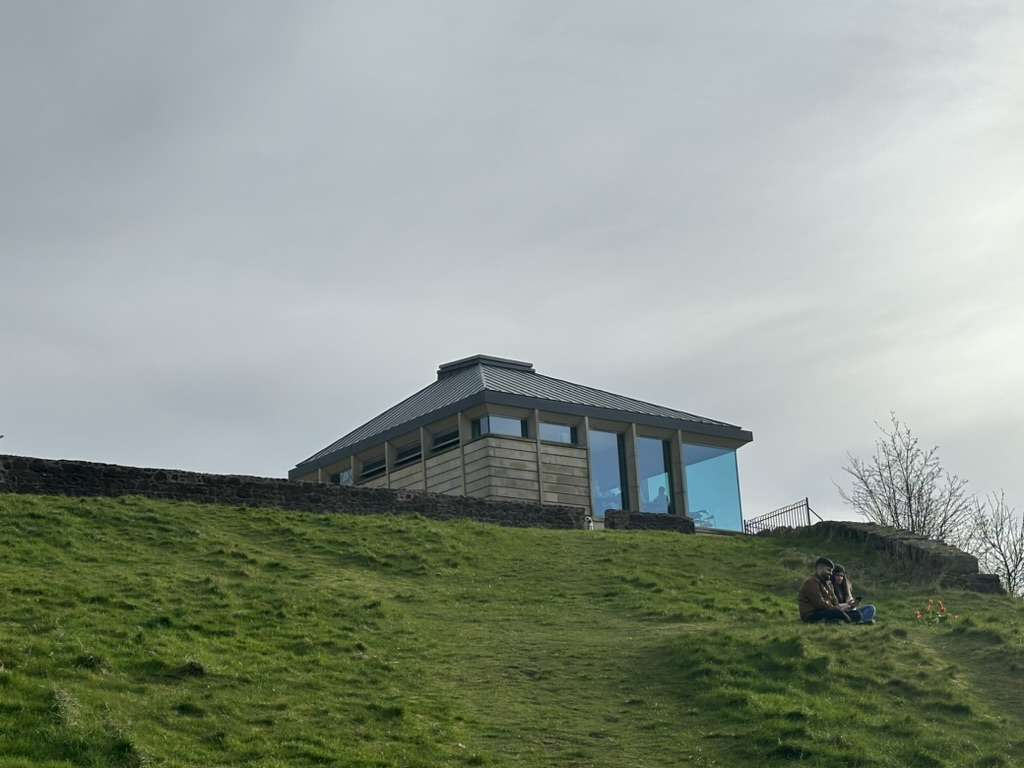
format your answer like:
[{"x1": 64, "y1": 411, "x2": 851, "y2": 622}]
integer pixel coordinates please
[
  {"x1": 0, "y1": 454, "x2": 584, "y2": 530},
  {"x1": 463, "y1": 436, "x2": 540, "y2": 504},
  {"x1": 424, "y1": 450, "x2": 463, "y2": 496},
  {"x1": 539, "y1": 443, "x2": 591, "y2": 513},
  {"x1": 765, "y1": 520, "x2": 1005, "y2": 594}
]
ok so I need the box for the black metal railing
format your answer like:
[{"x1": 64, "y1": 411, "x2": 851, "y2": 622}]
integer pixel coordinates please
[{"x1": 743, "y1": 497, "x2": 822, "y2": 535}]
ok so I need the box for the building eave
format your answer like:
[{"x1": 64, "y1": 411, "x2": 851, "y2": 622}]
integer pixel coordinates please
[{"x1": 288, "y1": 390, "x2": 752, "y2": 480}]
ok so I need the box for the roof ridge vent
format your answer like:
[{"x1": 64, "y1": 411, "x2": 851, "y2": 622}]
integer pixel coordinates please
[{"x1": 437, "y1": 354, "x2": 535, "y2": 379}]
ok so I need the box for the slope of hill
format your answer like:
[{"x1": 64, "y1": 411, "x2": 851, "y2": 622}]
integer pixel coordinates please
[{"x1": 1, "y1": 493, "x2": 1023, "y2": 768}]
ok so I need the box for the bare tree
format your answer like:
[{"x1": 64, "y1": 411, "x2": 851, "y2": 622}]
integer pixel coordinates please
[
  {"x1": 837, "y1": 413, "x2": 974, "y2": 548},
  {"x1": 972, "y1": 491, "x2": 1024, "y2": 597}
]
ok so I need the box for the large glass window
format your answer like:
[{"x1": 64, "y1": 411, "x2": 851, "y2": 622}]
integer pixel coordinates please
[
  {"x1": 683, "y1": 443, "x2": 743, "y2": 532},
  {"x1": 539, "y1": 422, "x2": 577, "y2": 445},
  {"x1": 590, "y1": 430, "x2": 629, "y2": 519},
  {"x1": 637, "y1": 436, "x2": 674, "y2": 514},
  {"x1": 472, "y1": 415, "x2": 528, "y2": 439}
]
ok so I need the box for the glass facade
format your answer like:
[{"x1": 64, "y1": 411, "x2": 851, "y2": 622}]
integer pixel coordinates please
[
  {"x1": 683, "y1": 443, "x2": 743, "y2": 532},
  {"x1": 637, "y1": 436, "x2": 674, "y2": 514},
  {"x1": 321, "y1": 413, "x2": 743, "y2": 526},
  {"x1": 539, "y1": 422, "x2": 576, "y2": 444},
  {"x1": 589, "y1": 430, "x2": 629, "y2": 519}
]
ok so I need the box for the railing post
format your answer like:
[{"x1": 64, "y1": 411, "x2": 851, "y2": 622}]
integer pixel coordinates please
[{"x1": 805, "y1": 497, "x2": 811, "y2": 527}]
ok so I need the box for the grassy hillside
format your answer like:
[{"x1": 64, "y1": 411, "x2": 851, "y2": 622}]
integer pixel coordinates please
[{"x1": 1, "y1": 494, "x2": 1023, "y2": 768}]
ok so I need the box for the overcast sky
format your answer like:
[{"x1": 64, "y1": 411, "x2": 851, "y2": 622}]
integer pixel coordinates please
[{"x1": 2, "y1": 2, "x2": 1022, "y2": 520}]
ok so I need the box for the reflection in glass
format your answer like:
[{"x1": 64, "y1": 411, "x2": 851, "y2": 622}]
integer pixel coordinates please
[
  {"x1": 472, "y1": 415, "x2": 528, "y2": 439},
  {"x1": 683, "y1": 444, "x2": 743, "y2": 532},
  {"x1": 330, "y1": 469, "x2": 354, "y2": 486},
  {"x1": 539, "y1": 422, "x2": 576, "y2": 444},
  {"x1": 637, "y1": 436, "x2": 674, "y2": 514},
  {"x1": 589, "y1": 430, "x2": 629, "y2": 519}
]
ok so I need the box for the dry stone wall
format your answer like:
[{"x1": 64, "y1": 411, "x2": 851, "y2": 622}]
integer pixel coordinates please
[
  {"x1": 0, "y1": 454, "x2": 584, "y2": 530},
  {"x1": 604, "y1": 510, "x2": 696, "y2": 533}
]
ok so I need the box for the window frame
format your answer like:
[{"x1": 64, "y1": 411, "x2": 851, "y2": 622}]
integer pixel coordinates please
[
  {"x1": 359, "y1": 458, "x2": 387, "y2": 481},
  {"x1": 635, "y1": 435, "x2": 676, "y2": 514},
  {"x1": 431, "y1": 429, "x2": 460, "y2": 453},
  {"x1": 539, "y1": 422, "x2": 578, "y2": 445},
  {"x1": 471, "y1": 415, "x2": 529, "y2": 440},
  {"x1": 394, "y1": 444, "x2": 422, "y2": 469},
  {"x1": 588, "y1": 428, "x2": 631, "y2": 515}
]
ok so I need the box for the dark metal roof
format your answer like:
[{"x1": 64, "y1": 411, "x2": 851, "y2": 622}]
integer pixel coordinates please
[
  {"x1": 301, "y1": 364, "x2": 485, "y2": 465},
  {"x1": 476, "y1": 364, "x2": 732, "y2": 426},
  {"x1": 291, "y1": 355, "x2": 752, "y2": 477}
]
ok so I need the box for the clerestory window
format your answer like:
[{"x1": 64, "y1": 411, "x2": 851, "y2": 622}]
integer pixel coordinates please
[
  {"x1": 471, "y1": 415, "x2": 528, "y2": 439},
  {"x1": 394, "y1": 444, "x2": 422, "y2": 468},
  {"x1": 360, "y1": 458, "x2": 386, "y2": 481},
  {"x1": 539, "y1": 422, "x2": 577, "y2": 445},
  {"x1": 432, "y1": 429, "x2": 460, "y2": 453}
]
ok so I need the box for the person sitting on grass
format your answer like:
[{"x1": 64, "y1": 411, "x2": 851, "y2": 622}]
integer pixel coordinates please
[
  {"x1": 799, "y1": 557, "x2": 851, "y2": 623},
  {"x1": 830, "y1": 563, "x2": 876, "y2": 624}
]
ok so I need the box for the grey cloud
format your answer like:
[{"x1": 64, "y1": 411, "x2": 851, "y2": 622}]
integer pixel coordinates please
[{"x1": 2, "y1": 1, "x2": 1022, "y2": 521}]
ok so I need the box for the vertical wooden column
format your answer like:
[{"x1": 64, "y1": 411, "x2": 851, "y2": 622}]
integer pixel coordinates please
[
  {"x1": 457, "y1": 412, "x2": 468, "y2": 493},
  {"x1": 672, "y1": 429, "x2": 688, "y2": 517},
  {"x1": 317, "y1": 467, "x2": 323, "y2": 484},
  {"x1": 533, "y1": 408, "x2": 544, "y2": 504},
  {"x1": 582, "y1": 416, "x2": 594, "y2": 514},
  {"x1": 626, "y1": 423, "x2": 641, "y2": 512},
  {"x1": 419, "y1": 427, "x2": 429, "y2": 490},
  {"x1": 384, "y1": 440, "x2": 392, "y2": 489},
  {"x1": 350, "y1": 456, "x2": 356, "y2": 486}
]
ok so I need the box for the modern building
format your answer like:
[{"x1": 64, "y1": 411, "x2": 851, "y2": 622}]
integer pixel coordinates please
[{"x1": 289, "y1": 355, "x2": 753, "y2": 532}]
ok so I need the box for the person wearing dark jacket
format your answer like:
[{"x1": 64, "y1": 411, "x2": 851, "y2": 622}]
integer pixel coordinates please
[{"x1": 799, "y1": 557, "x2": 851, "y2": 622}]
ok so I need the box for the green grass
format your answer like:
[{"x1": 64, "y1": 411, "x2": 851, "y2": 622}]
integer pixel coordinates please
[{"x1": 1, "y1": 493, "x2": 1023, "y2": 767}]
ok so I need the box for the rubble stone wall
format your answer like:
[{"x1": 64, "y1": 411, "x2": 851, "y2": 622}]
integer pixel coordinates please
[
  {"x1": 765, "y1": 520, "x2": 1005, "y2": 594},
  {"x1": 604, "y1": 510, "x2": 696, "y2": 533},
  {"x1": 0, "y1": 454, "x2": 584, "y2": 529}
]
